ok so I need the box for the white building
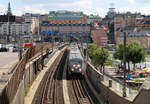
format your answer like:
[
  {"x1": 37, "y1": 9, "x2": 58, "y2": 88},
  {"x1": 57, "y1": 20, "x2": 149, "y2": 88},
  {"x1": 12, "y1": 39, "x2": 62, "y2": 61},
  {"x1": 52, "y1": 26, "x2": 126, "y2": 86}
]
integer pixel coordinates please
[
  {"x1": 0, "y1": 22, "x2": 31, "y2": 35},
  {"x1": 23, "y1": 13, "x2": 40, "y2": 34}
]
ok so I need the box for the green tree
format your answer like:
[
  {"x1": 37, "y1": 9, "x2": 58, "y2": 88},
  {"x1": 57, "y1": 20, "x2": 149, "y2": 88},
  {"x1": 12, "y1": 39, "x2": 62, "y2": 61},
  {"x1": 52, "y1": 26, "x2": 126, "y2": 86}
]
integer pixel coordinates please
[
  {"x1": 94, "y1": 47, "x2": 109, "y2": 73},
  {"x1": 114, "y1": 41, "x2": 146, "y2": 72},
  {"x1": 88, "y1": 43, "x2": 97, "y2": 61},
  {"x1": 128, "y1": 41, "x2": 146, "y2": 71},
  {"x1": 114, "y1": 43, "x2": 131, "y2": 72},
  {"x1": 113, "y1": 43, "x2": 124, "y2": 68},
  {"x1": 88, "y1": 43, "x2": 109, "y2": 73}
]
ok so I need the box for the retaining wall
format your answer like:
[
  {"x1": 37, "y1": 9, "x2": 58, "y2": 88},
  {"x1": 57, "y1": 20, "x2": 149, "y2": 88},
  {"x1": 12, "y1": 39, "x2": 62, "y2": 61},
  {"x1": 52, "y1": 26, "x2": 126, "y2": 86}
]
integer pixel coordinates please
[{"x1": 86, "y1": 62, "x2": 150, "y2": 104}]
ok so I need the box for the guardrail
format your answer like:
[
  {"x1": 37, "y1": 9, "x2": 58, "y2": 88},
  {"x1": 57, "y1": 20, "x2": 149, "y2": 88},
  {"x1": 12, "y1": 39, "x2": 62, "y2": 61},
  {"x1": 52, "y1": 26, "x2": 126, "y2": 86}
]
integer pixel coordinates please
[{"x1": 0, "y1": 43, "x2": 52, "y2": 104}]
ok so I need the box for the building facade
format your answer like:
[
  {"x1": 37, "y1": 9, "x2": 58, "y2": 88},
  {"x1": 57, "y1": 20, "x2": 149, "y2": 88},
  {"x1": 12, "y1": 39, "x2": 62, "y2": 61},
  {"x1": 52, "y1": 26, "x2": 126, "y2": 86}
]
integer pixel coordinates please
[
  {"x1": 49, "y1": 10, "x2": 87, "y2": 24},
  {"x1": 23, "y1": 13, "x2": 40, "y2": 34},
  {"x1": 41, "y1": 23, "x2": 91, "y2": 36},
  {"x1": 0, "y1": 22, "x2": 31, "y2": 44},
  {"x1": 116, "y1": 31, "x2": 150, "y2": 50},
  {"x1": 87, "y1": 15, "x2": 101, "y2": 24},
  {"x1": 91, "y1": 27, "x2": 108, "y2": 47},
  {"x1": 40, "y1": 11, "x2": 91, "y2": 42},
  {"x1": 114, "y1": 12, "x2": 142, "y2": 43}
]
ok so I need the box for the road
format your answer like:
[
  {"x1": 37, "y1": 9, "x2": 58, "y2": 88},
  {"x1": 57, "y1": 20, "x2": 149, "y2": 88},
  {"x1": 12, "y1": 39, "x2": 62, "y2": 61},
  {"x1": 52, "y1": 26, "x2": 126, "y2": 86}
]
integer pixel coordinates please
[{"x1": 0, "y1": 52, "x2": 18, "y2": 75}]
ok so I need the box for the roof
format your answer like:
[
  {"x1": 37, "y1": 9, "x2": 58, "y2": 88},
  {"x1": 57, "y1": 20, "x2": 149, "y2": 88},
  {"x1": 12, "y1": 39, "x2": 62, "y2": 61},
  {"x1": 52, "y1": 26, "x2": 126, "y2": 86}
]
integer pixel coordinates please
[
  {"x1": 49, "y1": 10, "x2": 84, "y2": 17},
  {"x1": 69, "y1": 44, "x2": 83, "y2": 60},
  {"x1": 117, "y1": 31, "x2": 150, "y2": 37},
  {"x1": 41, "y1": 23, "x2": 91, "y2": 26}
]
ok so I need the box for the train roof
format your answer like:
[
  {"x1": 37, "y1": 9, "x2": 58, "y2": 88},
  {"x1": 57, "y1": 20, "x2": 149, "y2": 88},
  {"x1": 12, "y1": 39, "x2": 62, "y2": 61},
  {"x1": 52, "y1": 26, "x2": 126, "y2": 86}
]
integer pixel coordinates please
[{"x1": 69, "y1": 47, "x2": 83, "y2": 60}]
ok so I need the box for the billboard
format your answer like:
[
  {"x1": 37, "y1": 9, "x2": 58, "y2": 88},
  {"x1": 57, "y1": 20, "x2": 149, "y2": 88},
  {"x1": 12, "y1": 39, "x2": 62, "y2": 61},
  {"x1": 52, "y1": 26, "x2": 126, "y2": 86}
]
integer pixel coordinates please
[{"x1": 0, "y1": 15, "x2": 16, "y2": 22}]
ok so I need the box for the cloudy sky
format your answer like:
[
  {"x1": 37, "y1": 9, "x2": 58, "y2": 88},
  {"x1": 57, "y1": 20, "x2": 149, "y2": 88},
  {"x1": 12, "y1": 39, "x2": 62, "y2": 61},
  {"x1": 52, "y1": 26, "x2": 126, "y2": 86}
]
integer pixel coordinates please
[{"x1": 0, "y1": 0, "x2": 150, "y2": 17}]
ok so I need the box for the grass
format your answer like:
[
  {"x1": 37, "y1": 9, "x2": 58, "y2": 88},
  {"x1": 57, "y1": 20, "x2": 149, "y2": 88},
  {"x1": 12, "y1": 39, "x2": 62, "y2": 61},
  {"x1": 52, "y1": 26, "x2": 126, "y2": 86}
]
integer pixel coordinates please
[
  {"x1": 134, "y1": 79, "x2": 145, "y2": 83},
  {"x1": 24, "y1": 87, "x2": 30, "y2": 96},
  {"x1": 24, "y1": 79, "x2": 35, "y2": 96}
]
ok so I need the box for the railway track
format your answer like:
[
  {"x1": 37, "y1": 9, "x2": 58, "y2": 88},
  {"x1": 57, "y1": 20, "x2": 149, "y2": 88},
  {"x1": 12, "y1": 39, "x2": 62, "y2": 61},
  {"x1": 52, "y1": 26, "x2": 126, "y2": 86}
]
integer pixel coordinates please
[
  {"x1": 71, "y1": 78, "x2": 94, "y2": 104},
  {"x1": 34, "y1": 48, "x2": 96, "y2": 104},
  {"x1": 35, "y1": 49, "x2": 67, "y2": 104}
]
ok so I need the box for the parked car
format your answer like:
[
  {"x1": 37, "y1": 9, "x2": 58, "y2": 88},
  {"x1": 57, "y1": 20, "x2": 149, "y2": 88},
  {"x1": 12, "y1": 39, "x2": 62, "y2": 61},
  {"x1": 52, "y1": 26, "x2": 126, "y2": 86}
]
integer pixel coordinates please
[
  {"x1": 13, "y1": 46, "x2": 19, "y2": 52},
  {"x1": 0, "y1": 47, "x2": 8, "y2": 52}
]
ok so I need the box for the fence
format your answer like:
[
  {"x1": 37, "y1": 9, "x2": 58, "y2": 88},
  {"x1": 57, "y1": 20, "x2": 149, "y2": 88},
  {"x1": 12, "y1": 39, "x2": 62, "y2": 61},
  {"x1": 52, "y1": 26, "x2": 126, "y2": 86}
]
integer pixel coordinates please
[{"x1": 0, "y1": 43, "x2": 52, "y2": 104}]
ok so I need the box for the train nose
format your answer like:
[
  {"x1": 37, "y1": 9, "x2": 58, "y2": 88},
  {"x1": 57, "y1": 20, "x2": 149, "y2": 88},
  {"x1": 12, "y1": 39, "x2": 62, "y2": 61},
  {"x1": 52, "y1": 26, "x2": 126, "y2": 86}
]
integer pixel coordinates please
[{"x1": 72, "y1": 64, "x2": 81, "y2": 69}]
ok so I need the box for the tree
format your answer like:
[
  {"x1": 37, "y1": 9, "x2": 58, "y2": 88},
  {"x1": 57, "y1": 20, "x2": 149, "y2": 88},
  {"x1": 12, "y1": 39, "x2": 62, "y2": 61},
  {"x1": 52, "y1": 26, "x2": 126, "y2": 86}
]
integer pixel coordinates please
[
  {"x1": 128, "y1": 41, "x2": 146, "y2": 71},
  {"x1": 114, "y1": 41, "x2": 146, "y2": 72},
  {"x1": 88, "y1": 43, "x2": 109, "y2": 73},
  {"x1": 94, "y1": 47, "x2": 109, "y2": 73},
  {"x1": 88, "y1": 43, "x2": 97, "y2": 61}
]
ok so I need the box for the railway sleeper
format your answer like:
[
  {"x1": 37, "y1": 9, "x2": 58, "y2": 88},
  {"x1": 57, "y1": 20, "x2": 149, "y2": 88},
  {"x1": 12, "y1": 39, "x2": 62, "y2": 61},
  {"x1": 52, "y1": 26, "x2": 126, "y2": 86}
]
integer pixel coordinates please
[{"x1": 79, "y1": 97, "x2": 91, "y2": 104}]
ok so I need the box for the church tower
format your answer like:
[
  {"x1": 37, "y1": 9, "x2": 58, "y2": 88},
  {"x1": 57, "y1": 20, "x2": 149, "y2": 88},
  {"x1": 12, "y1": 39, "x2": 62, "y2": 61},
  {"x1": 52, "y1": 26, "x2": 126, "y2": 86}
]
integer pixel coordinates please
[{"x1": 7, "y1": 2, "x2": 12, "y2": 16}]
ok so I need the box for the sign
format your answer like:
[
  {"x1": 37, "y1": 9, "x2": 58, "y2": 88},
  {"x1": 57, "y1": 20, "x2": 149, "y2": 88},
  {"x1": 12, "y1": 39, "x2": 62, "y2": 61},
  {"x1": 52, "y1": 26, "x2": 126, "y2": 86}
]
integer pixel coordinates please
[{"x1": 24, "y1": 43, "x2": 33, "y2": 47}]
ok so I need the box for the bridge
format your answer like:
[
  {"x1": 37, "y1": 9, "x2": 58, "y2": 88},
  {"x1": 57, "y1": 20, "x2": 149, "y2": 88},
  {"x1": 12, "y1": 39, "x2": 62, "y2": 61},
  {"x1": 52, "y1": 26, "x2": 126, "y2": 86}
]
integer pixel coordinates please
[{"x1": 0, "y1": 43, "x2": 150, "y2": 104}]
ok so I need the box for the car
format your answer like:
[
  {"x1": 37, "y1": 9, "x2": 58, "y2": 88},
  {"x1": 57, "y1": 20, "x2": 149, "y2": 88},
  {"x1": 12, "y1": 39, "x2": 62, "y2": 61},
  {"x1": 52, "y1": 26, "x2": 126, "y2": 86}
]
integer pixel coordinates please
[{"x1": 0, "y1": 47, "x2": 8, "y2": 52}]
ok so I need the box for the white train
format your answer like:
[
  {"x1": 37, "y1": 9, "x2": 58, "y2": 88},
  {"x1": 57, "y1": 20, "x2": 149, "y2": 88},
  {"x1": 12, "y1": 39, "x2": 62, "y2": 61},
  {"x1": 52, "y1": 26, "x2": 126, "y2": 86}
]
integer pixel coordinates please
[{"x1": 67, "y1": 43, "x2": 85, "y2": 76}]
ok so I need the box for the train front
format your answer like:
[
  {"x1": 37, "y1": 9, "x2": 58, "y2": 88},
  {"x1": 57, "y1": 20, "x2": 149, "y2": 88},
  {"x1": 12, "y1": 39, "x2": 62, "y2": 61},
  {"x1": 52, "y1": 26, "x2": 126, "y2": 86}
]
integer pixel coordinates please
[{"x1": 69, "y1": 58, "x2": 84, "y2": 75}]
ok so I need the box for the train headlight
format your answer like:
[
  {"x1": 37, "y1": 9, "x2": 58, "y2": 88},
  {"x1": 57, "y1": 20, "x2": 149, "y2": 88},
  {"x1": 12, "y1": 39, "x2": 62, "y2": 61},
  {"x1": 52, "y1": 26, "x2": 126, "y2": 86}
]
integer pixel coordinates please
[
  {"x1": 79, "y1": 68, "x2": 82, "y2": 72},
  {"x1": 72, "y1": 69, "x2": 74, "y2": 71},
  {"x1": 77, "y1": 64, "x2": 81, "y2": 68},
  {"x1": 73, "y1": 64, "x2": 76, "y2": 67}
]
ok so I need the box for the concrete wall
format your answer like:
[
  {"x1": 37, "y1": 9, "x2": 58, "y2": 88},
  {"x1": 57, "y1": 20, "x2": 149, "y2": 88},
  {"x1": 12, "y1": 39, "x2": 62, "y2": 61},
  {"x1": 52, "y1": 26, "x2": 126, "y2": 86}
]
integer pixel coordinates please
[
  {"x1": 86, "y1": 63, "x2": 131, "y2": 104},
  {"x1": 11, "y1": 79, "x2": 24, "y2": 104},
  {"x1": 86, "y1": 62, "x2": 150, "y2": 104}
]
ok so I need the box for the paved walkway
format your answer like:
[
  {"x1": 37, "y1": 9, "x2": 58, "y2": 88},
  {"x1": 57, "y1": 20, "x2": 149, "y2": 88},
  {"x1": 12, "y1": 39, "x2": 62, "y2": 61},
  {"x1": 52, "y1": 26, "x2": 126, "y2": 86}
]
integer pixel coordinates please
[{"x1": 24, "y1": 49, "x2": 61, "y2": 104}]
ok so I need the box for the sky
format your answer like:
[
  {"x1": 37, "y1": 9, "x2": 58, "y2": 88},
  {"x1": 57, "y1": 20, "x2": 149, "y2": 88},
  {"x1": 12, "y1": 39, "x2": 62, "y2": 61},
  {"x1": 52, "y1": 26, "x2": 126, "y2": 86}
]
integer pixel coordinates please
[{"x1": 0, "y1": 0, "x2": 150, "y2": 17}]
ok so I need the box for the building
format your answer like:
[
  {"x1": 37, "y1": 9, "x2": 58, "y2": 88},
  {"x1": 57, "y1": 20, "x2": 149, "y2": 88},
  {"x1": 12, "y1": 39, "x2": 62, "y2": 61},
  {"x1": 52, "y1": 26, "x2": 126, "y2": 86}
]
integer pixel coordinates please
[
  {"x1": 114, "y1": 12, "x2": 142, "y2": 42},
  {"x1": 0, "y1": 22, "x2": 31, "y2": 44},
  {"x1": 40, "y1": 11, "x2": 91, "y2": 42},
  {"x1": 23, "y1": 13, "x2": 40, "y2": 34},
  {"x1": 91, "y1": 27, "x2": 108, "y2": 47},
  {"x1": 87, "y1": 15, "x2": 101, "y2": 24},
  {"x1": 41, "y1": 22, "x2": 91, "y2": 41},
  {"x1": 116, "y1": 31, "x2": 150, "y2": 50},
  {"x1": 49, "y1": 10, "x2": 87, "y2": 24}
]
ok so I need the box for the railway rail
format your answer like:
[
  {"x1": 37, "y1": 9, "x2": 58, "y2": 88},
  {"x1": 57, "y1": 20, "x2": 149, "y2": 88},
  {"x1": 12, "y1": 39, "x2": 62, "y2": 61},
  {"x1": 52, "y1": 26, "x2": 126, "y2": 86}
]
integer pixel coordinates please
[
  {"x1": 34, "y1": 48, "x2": 96, "y2": 104},
  {"x1": 34, "y1": 49, "x2": 67, "y2": 104},
  {"x1": 71, "y1": 78, "x2": 94, "y2": 104}
]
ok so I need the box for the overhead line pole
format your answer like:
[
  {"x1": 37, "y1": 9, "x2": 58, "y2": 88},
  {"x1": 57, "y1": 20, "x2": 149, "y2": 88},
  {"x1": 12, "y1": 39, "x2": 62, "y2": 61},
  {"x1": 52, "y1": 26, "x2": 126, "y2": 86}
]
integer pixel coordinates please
[{"x1": 123, "y1": 31, "x2": 127, "y2": 97}]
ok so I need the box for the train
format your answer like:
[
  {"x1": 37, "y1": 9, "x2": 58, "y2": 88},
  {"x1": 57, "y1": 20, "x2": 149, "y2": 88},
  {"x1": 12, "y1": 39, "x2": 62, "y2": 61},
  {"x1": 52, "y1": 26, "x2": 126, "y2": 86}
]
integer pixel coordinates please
[{"x1": 67, "y1": 43, "x2": 85, "y2": 76}]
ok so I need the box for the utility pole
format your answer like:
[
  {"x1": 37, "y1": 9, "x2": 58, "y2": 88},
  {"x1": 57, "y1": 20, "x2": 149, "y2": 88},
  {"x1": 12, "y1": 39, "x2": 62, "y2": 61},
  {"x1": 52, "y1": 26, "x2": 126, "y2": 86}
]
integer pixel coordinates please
[
  {"x1": 86, "y1": 34, "x2": 88, "y2": 61},
  {"x1": 19, "y1": 34, "x2": 23, "y2": 61},
  {"x1": 7, "y1": 15, "x2": 10, "y2": 44},
  {"x1": 123, "y1": 31, "x2": 127, "y2": 97}
]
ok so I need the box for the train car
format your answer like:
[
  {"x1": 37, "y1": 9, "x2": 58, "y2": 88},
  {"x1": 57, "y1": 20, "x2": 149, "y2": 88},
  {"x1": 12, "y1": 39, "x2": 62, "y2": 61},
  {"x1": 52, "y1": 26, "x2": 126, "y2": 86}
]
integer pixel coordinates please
[{"x1": 67, "y1": 44, "x2": 85, "y2": 76}]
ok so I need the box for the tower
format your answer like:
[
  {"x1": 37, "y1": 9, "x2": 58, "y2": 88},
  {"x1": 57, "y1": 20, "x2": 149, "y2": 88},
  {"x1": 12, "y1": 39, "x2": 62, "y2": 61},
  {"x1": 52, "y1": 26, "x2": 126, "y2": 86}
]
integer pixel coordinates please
[
  {"x1": 7, "y1": 2, "x2": 12, "y2": 16},
  {"x1": 107, "y1": 3, "x2": 116, "y2": 19}
]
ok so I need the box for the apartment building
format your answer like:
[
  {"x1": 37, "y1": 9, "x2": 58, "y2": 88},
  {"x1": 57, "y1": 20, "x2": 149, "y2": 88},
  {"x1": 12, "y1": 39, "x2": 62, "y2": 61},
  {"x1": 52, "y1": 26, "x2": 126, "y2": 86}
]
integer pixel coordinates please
[
  {"x1": 116, "y1": 31, "x2": 150, "y2": 50},
  {"x1": 91, "y1": 27, "x2": 108, "y2": 47}
]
